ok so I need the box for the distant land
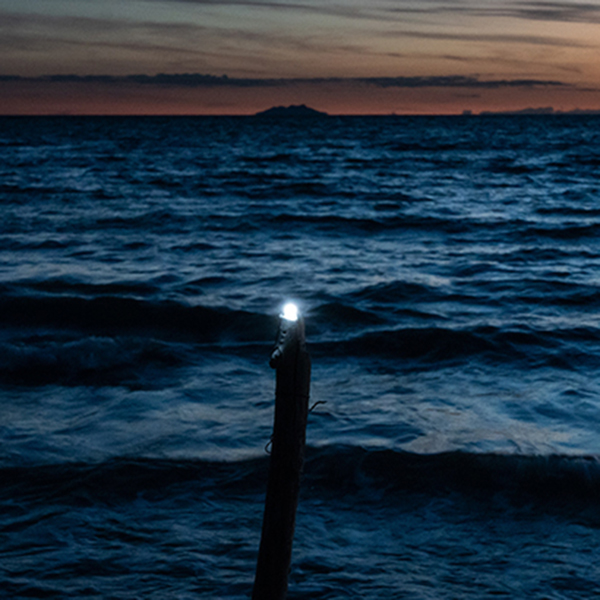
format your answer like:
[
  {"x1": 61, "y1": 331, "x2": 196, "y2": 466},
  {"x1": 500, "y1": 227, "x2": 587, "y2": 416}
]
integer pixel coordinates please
[
  {"x1": 476, "y1": 107, "x2": 600, "y2": 116},
  {"x1": 254, "y1": 104, "x2": 328, "y2": 117},
  {"x1": 252, "y1": 105, "x2": 600, "y2": 117}
]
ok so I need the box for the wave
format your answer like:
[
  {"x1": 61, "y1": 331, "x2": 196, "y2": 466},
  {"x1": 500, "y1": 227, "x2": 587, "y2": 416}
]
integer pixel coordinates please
[
  {"x1": 384, "y1": 140, "x2": 478, "y2": 153},
  {"x1": 306, "y1": 446, "x2": 600, "y2": 505},
  {"x1": 313, "y1": 324, "x2": 600, "y2": 370},
  {"x1": 92, "y1": 209, "x2": 191, "y2": 232},
  {"x1": 521, "y1": 223, "x2": 600, "y2": 240},
  {"x1": 16, "y1": 277, "x2": 160, "y2": 298},
  {"x1": 308, "y1": 302, "x2": 389, "y2": 329},
  {"x1": 0, "y1": 292, "x2": 276, "y2": 385},
  {"x1": 84, "y1": 211, "x2": 463, "y2": 236},
  {"x1": 265, "y1": 213, "x2": 468, "y2": 235},
  {"x1": 0, "y1": 335, "x2": 187, "y2": 386},
  {"x1": 0, "y1": 294, "x2": 276, "y2": 342},
  {"x1": 2, "y1": 321, "x2": 590, "y2": 387},
  {"x1": 535, "y1": 206, "x2": 600, "y2": 218},
  {"x1": 347, "y1": 280, "x2": 451, "y2": 304},
  {"x1": 326, "y1": 326, "x2": 500, "y2": 363},
  {"x1": 487, "y1": 157, "x2": 542, "y2": 175},
  {"x1": 182, "y1": 210, "x2": 597, "y2": 242},
  {"x1": 3, "y1": 446, "x2": 600, "y2": 509},
  {"x1": 347, "y1": 273, "x2": 600, "y2": 312},
  {"x1": 2, "y1": 287, "x2": 599, "y2": 374}
]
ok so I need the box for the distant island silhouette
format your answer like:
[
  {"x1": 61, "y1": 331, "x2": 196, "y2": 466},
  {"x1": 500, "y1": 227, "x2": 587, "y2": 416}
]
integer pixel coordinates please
[
  {"x1": 478, "y1": 107, "x2": 600, "y2": 116},
  {"x1": 254, "y1": 104, "x2": 328, "y2": 117}
]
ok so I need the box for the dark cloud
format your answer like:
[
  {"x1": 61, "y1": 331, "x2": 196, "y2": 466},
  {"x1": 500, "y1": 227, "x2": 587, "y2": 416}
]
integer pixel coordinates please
[
  {"x1": 169, "y1": 0, "x2": 600, "y2": 25},
  {"x1": 384, "y1": 0, "x2": 600, "y2": 25},
  {"x1": 382, "y1": 28, "x2": 590, "y2": 49},
  {"x1": 488, "y1": 1, "x2": 600, "y2": 24},
  {"x1": 142, "y1": 0, "x2": 368, "y2": 18},
  {"x1": 355, "y1": 76, "x2": 570, "y2": 89},
  {"x1": 0, "y1": 10, "x2": 230, "y2": 75},
  {"x1": 38, "y1": 73, "x2": 277, "y2": 87},
  {"x1": 142, "y1": 0, "x2": 600, "y2": 25},
  {"x1": 3, "y1": 73, "x2": 573, "y2": 89},
  {"x1": 0, "y1": 11, "x2": 208, "y2": 49}
]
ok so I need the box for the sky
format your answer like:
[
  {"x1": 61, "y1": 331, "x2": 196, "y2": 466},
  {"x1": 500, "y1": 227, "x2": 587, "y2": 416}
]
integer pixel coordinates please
[{"x1": 1, "y1": 0, "x2": 600, "y2": 115}]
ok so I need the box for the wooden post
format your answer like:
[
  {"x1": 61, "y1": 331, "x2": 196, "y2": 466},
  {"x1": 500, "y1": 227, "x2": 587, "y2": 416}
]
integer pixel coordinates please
[{"x1": 252, "y1": 303, "x2": 311, "y2": 600}]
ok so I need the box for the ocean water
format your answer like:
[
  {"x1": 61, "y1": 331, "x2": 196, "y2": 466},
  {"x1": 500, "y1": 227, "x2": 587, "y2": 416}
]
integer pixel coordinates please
[{"x1": 2, "y1": 114, "x2": 600, "y2": 598}]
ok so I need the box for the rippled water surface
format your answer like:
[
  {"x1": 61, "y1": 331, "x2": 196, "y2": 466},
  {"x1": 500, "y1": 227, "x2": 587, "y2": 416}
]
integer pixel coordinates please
[{"x1": 2, "y1": 115, "x2": 600, "y2": 598}]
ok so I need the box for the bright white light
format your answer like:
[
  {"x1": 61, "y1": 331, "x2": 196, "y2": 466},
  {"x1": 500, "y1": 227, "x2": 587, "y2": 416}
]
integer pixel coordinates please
[{"x1": 281, "y1": 302, "x2": 299, "y2": 322}]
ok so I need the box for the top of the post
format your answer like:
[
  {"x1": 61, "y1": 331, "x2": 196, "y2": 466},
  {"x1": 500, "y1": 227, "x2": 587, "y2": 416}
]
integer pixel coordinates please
[{"x1": 269, "y1": 302, "x2": 305, "y2": 368}]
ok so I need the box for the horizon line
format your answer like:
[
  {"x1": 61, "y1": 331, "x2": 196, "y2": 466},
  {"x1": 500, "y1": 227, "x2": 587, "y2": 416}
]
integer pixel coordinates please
[{"x1": 2, "y1": 109, "x2": 600, "y2": 117}]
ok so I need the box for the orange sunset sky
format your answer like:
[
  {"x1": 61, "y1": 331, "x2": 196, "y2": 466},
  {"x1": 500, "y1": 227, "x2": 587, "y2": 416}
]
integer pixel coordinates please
[{"x1": 1, "y1": 0, "x2": 600, "y2": 115}]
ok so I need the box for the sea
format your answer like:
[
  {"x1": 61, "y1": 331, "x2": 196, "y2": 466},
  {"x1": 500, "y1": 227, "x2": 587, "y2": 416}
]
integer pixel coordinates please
[{"x1": 2, "y1": 114, "x2": 600, "y2": 599}]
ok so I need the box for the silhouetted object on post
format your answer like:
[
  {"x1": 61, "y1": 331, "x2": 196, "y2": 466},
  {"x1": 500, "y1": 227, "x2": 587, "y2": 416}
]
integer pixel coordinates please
[{"x1": 253, "y1": 303, "x2": 311, "y2": 600}]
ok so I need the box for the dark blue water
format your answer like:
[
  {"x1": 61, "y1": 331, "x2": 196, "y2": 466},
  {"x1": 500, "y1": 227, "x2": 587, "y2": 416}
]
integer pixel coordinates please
[{"x1": 2, "y1": 114, "x2": 600, "y2": 598}]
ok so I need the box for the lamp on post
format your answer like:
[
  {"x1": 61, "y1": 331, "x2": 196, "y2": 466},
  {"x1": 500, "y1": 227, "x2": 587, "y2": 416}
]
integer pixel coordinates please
[{"x1": 252, "y1": 302, "x2": 311, "y2": 600}]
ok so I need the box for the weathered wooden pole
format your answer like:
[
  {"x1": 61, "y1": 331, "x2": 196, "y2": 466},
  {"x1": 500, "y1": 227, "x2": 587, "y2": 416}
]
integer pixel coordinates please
[{"x1": 252, "y1": 302, "x2": 311, "y2": 600}]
